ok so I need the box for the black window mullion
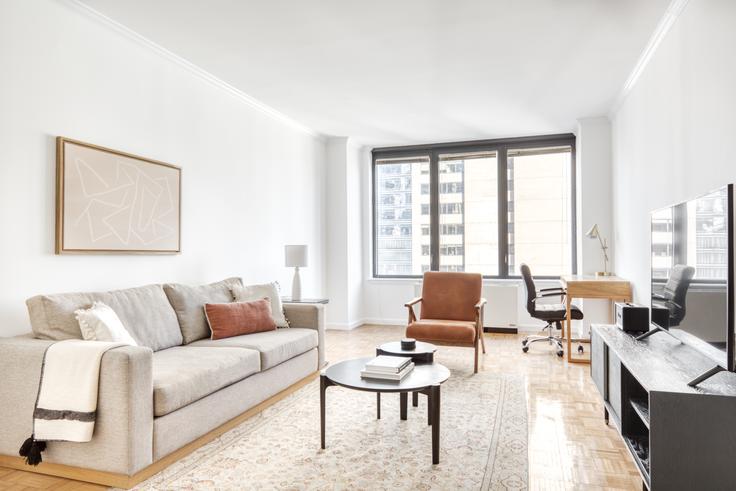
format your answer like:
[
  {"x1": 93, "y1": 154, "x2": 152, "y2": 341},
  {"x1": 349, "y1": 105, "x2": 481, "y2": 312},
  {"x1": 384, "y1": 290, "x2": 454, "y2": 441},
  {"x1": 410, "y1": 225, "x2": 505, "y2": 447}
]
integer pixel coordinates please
[
  {"x1": 429, "y1": 150, "x2": 440, "y2": 271},
  {"x1": 498, "y1": 146, "x2": 509, "y2": 277}
]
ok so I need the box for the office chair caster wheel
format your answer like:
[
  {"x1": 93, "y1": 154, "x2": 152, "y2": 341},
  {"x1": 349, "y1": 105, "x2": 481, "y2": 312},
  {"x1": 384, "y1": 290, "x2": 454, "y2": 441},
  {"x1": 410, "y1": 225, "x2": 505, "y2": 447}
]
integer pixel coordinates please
[
  {"x1": 556, "y1": 349, "x2": 564, "y2": 357},
  {"x1": 578, "y1": 345, "x2": 584, "y2": 354},
  {"x1": 521, "y1": 339, "x2": 528, "y2": 346},
  {"x1": 522, "y1": 346, "x2": 529, "y2": 353}
]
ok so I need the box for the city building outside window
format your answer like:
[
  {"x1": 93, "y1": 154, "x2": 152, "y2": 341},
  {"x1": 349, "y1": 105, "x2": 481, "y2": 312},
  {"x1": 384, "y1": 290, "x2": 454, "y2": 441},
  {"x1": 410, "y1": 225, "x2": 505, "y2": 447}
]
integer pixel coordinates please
[{"x1": 372, "y1": 135, "x2": 576, "y2": 278}]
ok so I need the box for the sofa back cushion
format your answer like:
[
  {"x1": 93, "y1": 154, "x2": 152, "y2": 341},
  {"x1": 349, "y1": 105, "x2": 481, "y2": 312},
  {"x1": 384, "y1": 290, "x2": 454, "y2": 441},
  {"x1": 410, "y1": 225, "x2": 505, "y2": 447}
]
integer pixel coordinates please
[
  {"x1": 163, "y1": 277, "x2": 243, "y2": 344},
  {"x1": 26, "y1": 284, "x2": 183, "y2": 351}
]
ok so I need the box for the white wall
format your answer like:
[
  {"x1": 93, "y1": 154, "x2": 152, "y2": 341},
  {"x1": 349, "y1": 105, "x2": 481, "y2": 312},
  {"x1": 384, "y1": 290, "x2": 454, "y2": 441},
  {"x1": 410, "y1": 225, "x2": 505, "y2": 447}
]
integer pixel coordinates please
[
  {"x1": 0, "y1": 0, "x2": 326, "y2": 336},
  {"x1": 575, "y1": 117, "x2": 616, "y2": 331},
  {"x1": 324, "y1": 137, "x2": 364, "y2": 329},
  {"x1": 577, "y1": 117, "x2": 614, "y2": 275},
  {"x1": 612, "y1": 0, "x2": 736, "y2": 304}
]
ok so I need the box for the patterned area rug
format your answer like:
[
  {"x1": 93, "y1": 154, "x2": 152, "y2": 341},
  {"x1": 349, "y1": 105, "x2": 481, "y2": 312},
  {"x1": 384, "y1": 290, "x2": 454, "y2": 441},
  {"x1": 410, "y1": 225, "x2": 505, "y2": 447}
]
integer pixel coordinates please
[{"x1": 132, "y1": 364, "x2": 528, "y2": 490}]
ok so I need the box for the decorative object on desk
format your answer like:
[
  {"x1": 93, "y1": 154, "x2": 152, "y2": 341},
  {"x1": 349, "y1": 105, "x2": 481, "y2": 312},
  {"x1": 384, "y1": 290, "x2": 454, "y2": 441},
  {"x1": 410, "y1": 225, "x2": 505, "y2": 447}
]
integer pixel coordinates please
[
  {"x1": 56, "y1": 137, "x2": 181, "y2": 254},
  {"x1": 614, "y1": 302, "x2": 649, "y2": 333},
  {"x1": 360, "y1": 355, "x2": 414, "y2": 381},
  {"x1": 401, "y1": 338, "x2": 416, "y2": 350},
  {"x1": 284, "y1": 244, "x2": 308, "y2": 301},
  {"x1": 585, "y1": 223, "x2": 612, "y2": 276}
]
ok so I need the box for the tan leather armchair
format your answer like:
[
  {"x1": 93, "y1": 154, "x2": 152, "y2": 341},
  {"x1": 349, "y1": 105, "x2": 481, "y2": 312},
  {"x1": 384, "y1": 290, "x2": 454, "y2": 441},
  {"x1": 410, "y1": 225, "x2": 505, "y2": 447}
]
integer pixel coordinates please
[{"x1": 405, "y1": 272, "x2": 487, "y2": 373}]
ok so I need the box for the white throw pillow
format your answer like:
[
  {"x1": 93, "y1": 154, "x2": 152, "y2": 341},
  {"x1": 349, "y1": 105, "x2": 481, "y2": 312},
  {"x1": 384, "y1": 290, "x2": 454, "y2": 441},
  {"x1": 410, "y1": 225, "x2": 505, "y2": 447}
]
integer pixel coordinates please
[
  {"x1": 74, "y1": 301, "x2": 138, "y2": 345},
  {"x1": 231, "y1": 282, "x2": 289, "y2": 328}
]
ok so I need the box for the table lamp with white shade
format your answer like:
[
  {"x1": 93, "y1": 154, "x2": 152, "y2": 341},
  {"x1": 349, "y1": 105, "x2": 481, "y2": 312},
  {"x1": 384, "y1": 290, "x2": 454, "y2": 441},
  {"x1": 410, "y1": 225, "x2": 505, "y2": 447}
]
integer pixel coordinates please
[{"x1": 285, "y1": 245, "x2": 308, "y2": 301}]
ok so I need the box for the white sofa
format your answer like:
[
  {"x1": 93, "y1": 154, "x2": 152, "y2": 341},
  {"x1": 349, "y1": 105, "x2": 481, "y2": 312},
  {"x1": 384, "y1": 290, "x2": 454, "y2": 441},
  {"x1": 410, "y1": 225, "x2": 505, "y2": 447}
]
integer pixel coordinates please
[{"x1": 0, "y1": 278, "x2": 325, "y2": 487}]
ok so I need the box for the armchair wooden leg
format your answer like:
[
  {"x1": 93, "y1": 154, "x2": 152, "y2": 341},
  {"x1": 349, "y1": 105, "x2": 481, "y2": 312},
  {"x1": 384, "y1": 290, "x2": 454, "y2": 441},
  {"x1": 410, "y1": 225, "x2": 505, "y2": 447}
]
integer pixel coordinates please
[
  {"x1": 480, "y1": 330, "x2": 486, "y2": 354},
  {"x1": 474, "y1": 341, "x2": 479, "y2": 374}
]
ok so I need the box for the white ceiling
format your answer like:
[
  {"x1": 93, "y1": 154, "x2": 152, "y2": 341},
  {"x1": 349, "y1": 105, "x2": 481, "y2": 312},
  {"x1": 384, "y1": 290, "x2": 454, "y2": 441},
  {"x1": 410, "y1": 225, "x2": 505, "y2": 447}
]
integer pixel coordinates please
[{"x1": 80, "y1": 0, "x2": 670, "y2": 146}]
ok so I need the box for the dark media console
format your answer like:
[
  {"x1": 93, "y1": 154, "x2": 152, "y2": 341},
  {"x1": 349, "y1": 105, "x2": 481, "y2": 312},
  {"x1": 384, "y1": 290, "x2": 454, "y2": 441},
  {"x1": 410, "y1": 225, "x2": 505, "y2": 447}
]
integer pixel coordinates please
[{"x1": 591, "y1": 324, "x2": 736, "y2": 490}]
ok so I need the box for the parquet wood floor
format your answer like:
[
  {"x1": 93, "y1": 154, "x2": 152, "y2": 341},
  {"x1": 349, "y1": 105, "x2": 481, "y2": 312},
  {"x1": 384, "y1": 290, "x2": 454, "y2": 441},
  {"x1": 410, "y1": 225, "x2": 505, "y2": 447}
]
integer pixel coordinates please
[{"x1": 0, "y1": 325, "x2": 641, "y2": 490}]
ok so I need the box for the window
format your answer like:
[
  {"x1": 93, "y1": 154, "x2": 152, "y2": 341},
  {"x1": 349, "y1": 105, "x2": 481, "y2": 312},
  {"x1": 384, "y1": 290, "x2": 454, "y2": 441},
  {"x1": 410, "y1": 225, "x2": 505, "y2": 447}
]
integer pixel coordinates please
[
  {"x1": 374, "y1": 156, "x2": 430, "y2": 276},
  {"x1": 507, "y1": 147, "x2": 573, "y2": 276},
  {"x1": 439, "y1": 151, "x2": 499, "y2": 276},
  {"x1": 373, "y1": 135, "x2": 576, "y2": 278}
]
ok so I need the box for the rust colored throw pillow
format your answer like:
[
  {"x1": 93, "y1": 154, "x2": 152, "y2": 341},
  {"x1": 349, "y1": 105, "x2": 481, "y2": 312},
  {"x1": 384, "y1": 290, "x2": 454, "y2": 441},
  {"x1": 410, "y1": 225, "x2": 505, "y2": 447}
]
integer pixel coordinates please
[{"x1": 204, "y1": 298, "x2": 277, "y2": 340}]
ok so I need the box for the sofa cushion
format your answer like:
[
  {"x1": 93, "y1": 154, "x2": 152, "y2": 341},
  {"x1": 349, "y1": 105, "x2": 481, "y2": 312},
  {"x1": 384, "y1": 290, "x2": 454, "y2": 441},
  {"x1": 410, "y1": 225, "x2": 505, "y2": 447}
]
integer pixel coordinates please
[
  {"x1": 163, "y1": 277, "x2": 243, "y2": 344},
  {"x1": 27, "y1": 284, "x2": 183, "y2": 351},
  {"x1": 152, "y1": 346, "x2": 260, "y2": 417},
  {"x1": 27, "y1": 291, "x2": 113, "y2": 341},
  {"x1": 189, "y1": 328, "x2": 318, "y2": 370},
  {"x1": 407, "y1": 319, "x2": 477, "y2": 344},
  {"x1": 205, "y1": 299, "x2": 277, "y2": 339},
  {"x1": 232, "y1": 282, "x2": 289, "y2": 328}
]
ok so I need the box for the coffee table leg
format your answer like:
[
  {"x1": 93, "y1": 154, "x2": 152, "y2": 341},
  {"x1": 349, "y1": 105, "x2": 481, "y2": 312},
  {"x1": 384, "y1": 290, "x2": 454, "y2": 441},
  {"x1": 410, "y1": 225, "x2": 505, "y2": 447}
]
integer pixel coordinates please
[
  {"x1": 377, "y1": 393, "x2": 381, "y2": 419},
  {"x1": 431, "y1": 384, "x2": 441, "y2": 464},
  {"x1": 400, "y1": 392, "x2": 408, "y2": 420},
  {"x1": 320, "y1": 374, "x2": 329, "y2": 449},
  {"x1": 427, "y1": 389, "x2": 432, "y2": 425},
  {"x1": 412, "y1": 391, "x2": 419, "y2": 407}
]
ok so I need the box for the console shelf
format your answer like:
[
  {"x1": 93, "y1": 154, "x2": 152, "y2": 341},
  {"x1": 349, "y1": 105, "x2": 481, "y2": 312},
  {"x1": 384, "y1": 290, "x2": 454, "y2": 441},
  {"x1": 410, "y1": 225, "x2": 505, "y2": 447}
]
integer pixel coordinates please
[
  {"x1": 591, "y1": 324, "x2": 736, "y2": 490},
  {"x1": 630, "y1": 399, "x2": 650, "y2": 429},
  {"x1": 623, "y1": 435, "x2": 650, "y2": 485}
]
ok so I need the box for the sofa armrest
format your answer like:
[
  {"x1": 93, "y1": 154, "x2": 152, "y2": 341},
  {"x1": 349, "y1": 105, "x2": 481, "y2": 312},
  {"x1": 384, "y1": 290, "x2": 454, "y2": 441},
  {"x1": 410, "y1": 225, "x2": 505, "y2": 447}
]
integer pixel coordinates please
[
  {"x1": 0, "y1": 336, "x2": 154, "y2": 475},
  {"x1": 283, "y1": 303, "x2": 326, "y2": 368}
]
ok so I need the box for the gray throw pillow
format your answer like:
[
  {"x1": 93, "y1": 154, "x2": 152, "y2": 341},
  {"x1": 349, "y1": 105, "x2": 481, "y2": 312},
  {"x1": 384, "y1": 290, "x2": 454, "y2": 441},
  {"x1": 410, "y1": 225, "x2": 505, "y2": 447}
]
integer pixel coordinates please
[{"x1": 163, "y1": 277, "x2": 243, "y2": 344}]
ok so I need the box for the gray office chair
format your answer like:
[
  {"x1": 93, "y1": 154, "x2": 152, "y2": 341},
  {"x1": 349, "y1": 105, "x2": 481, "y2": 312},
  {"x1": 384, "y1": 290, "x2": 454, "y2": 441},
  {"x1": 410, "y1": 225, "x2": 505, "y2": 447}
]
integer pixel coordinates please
[
  {"x1": 520, "y1": 263, "x2": 584, "y2": 357},
  {"x1": 652, "y1": 264, "x2": 695, "y2": 328}
]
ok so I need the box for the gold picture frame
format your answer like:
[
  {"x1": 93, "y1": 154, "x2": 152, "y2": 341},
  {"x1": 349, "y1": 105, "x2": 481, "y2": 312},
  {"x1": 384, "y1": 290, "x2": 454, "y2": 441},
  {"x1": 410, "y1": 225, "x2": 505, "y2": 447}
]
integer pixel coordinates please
[{"x1": 56, "y1": 137, "x2": 181, "y2": 254}]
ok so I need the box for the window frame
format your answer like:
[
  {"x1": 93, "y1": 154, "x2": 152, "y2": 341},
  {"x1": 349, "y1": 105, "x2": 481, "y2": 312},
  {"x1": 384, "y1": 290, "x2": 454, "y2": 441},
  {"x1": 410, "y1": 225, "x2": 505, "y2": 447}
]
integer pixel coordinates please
[{"x1": 372, "y1": 133, "x2": 577, "y2": 279}]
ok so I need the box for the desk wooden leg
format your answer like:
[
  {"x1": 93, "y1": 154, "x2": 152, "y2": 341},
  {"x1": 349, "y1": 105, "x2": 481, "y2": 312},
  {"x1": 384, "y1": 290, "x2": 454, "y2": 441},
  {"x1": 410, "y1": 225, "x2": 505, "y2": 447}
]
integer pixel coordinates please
[{"x1": 566, "y1": 295, "x2": 573, "y2": 362}]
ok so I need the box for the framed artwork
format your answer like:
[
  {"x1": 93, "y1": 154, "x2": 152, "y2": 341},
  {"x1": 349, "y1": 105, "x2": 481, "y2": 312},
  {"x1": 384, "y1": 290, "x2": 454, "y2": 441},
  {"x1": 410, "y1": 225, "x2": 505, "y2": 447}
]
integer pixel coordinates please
[{"x1": 55, "y1": 137, "x2": 181, "y2": 254}]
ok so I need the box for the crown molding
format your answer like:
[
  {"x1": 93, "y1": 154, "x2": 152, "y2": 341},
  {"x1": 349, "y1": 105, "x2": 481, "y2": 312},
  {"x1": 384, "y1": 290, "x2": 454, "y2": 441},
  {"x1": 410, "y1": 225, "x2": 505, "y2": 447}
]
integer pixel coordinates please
[
  {"x1": 65, "y1": 0, "x2": 324, "y2": 140},
  {"x1": 609, "y1": 0, "x2": 690, "y2": 118}
]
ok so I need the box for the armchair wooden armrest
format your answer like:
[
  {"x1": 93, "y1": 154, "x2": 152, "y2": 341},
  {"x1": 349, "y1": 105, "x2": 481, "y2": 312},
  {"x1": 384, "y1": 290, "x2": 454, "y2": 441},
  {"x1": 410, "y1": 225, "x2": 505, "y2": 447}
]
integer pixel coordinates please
[
  {"x1": 405, "y1": 297, "x2": 423, "y2": 307},
  {"x1": 474, "y1": 298, "x2": 487, "y2": 310},
  {"x1": 405, "y1": 297, "x2": 422, "y2": 324}
]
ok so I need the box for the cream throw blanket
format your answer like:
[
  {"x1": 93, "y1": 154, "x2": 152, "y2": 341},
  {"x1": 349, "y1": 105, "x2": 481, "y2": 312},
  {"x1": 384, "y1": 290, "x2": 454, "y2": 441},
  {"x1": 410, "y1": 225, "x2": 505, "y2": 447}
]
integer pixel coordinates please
[{"x1": 19, "y1": 339, "x2": 124, "y2": 465}]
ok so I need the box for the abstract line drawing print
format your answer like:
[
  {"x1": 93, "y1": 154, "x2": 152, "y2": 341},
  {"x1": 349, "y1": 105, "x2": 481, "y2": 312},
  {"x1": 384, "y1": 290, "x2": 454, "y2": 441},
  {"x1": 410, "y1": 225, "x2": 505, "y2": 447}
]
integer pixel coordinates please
[{"x1": 58, "y1": 139, "x2": 180, "y2": 253}]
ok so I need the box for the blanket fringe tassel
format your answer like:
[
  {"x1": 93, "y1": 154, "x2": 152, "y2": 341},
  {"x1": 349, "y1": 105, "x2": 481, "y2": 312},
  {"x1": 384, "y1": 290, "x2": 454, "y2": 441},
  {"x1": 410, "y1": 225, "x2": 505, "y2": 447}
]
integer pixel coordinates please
[{"x1": 19, "y1": 434, "x2": 46, "y2": 466}]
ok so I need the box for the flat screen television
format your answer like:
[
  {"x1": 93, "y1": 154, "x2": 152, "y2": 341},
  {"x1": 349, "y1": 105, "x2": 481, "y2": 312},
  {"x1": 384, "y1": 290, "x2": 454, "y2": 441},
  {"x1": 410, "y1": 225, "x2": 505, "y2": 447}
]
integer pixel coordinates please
[{"x1": 649, "y1": 184, "x2": 735, "y2": 385}]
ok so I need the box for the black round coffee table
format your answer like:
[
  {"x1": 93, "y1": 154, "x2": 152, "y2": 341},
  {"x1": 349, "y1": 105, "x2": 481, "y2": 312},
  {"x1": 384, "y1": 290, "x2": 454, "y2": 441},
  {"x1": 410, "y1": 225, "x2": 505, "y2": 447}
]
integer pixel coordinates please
[
  {"x1": 376, "y1": 340, "x2": 437, "y2": 363},
  {"x1": 320, "y1": 357, "x2": 450, "y2": 464}
]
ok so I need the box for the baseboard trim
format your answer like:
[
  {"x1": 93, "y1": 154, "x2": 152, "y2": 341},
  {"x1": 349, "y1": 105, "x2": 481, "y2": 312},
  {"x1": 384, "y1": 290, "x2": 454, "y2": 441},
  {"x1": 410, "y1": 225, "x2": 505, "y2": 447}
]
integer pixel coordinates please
[
  {"x1": 484, "y1": 326, "x2": 518, "y2": 334},
  {"x1": 0, "y1": 370, "x2": 319, "y2": 489},
  {"x1": 361, "y1": 318, "x2": 406, "y2": 326},
  {"x1": 326, "y1": 319, "x2": 364, "y2": 330}
]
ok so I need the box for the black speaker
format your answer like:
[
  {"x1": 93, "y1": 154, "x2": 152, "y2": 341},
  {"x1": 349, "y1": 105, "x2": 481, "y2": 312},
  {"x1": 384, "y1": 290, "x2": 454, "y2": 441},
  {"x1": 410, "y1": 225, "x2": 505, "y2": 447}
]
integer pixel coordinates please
[{"x1": 615, "y1": 302, "x2": 649, "y2": 333}]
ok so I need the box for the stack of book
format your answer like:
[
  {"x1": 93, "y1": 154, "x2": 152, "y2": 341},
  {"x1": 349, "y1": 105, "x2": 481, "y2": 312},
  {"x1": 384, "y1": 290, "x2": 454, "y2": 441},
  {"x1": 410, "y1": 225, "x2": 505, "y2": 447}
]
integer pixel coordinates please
[{"x1": 360, "y1": 355, "x2": 414, "y2": 381}]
